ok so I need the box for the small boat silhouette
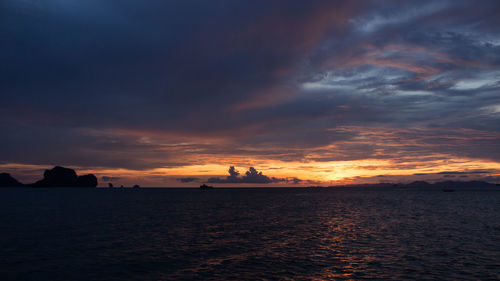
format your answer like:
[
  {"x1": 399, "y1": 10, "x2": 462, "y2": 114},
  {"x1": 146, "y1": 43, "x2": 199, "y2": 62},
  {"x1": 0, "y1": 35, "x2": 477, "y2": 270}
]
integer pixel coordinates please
[
  {"x1": 200, "y1": 184, "x2": 213, "y2": 189},
  {"x1": 442, "y1": 188, "x2": 455, "y2": 192}
]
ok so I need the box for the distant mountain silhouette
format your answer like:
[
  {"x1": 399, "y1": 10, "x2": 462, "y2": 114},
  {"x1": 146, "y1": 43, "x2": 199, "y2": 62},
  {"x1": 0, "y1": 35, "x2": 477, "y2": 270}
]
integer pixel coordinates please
[
  {"x1": 331, "y1": 180, "x2": 496, "y2": 189},
  {"x1": 30, "y1": 166, "x2": 97, "y2": 188},
  {"x1": 0, "y1": 167, "x2": 497, "y2": 189},
  {"x1": 406, "y1": 181, "x2": 432, "y2": 187},
  {"x1": 0, "y1": 173, "x2": 24, "y2": 187},
  {"x1": 433, "y1": 180, "x2": 494, "y2": 188}
]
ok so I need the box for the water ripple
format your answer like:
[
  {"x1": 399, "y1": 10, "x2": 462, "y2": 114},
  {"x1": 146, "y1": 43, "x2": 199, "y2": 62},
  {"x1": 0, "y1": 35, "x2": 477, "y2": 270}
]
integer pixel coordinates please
[{"x1": 0, "y1": 188, "x2": 499, "y2": 280}]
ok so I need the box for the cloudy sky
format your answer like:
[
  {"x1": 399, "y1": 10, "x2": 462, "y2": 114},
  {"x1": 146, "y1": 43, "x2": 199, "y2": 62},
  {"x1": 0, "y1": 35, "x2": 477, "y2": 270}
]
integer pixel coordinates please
[{"x1": 2, "y1": 0, "x2": 500, "y2": 186}]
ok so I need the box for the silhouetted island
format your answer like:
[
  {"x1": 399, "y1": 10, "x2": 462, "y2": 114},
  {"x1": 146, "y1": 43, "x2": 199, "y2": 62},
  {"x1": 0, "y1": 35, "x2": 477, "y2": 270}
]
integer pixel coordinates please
[
  {"x1": 0, "y1": 173, "x2": 24, "y2": 187},
  {"x1": 200, "y1": 184, "x2": 213, "y2": 189},
  {"x1": 0, "y1": 166, "x2": 97, "y2": 188},
  {"x1": 133, "y1": 184, "x2": 140, "y2": 189},
  {"x1": 76, "y1": 174, "x2": 98, "y2": 187},
  {"x1": 0, "y1": 168, "x2": 498, "y2": 190},
  {"x1": 30, "y1": 166, "x2": 97, "y2": 188}
]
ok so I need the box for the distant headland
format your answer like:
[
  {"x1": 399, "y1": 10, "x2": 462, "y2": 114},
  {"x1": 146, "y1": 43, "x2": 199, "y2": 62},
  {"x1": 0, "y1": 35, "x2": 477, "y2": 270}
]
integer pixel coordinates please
[
  {"x1": 0, "y1": 167, "x2": 498, "y2": 189},
  {"x1": 0, "y1": 166, "x2": 97, "y2": 188},
  {"x1": 312, "y1": 180, "x2": 497, "y2": 189}
]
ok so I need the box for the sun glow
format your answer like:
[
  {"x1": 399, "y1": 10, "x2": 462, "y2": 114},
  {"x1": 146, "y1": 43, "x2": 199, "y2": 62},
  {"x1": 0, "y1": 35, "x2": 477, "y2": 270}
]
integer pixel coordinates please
[{"x1": 3, "y1": 156, "x2": 499, "y2": 187}]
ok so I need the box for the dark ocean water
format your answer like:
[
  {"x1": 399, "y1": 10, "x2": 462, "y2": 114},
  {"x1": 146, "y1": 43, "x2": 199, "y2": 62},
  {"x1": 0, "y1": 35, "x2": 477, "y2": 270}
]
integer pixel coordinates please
[{"x1": 0, "y1": 187, "x2": 499, "y2": 280}]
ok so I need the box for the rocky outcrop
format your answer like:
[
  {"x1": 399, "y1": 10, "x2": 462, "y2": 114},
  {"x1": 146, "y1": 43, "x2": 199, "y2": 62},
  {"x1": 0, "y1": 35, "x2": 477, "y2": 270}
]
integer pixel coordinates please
[
  {"x1": 0, "y1": 173, "x2": 24, "y2": 187},
  {"x1": 31, "y1": 166, "x2": 97, "y2": 188},
  {"x1": 36, "y1": 166, "x2": 78, "y2": 187},
  {"x1": 76, "y1": 174, "x2": 98, "y2": 187}
]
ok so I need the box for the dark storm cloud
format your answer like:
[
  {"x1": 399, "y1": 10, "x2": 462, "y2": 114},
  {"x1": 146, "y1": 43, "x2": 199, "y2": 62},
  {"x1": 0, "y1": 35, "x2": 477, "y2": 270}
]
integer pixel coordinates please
[
  {"x1": 207, "y1": 166, "x2": 302, "y2": 184},
  {"x1": 176, "y1": 177, "x2": 199, "y2": 183},
  {"x1": 207, "y1": 166, "x2": 271, "y2": 184},
  {"x1": 1, "y1": 0, "x2": 500, "y2": 172},
  {"x1": 1, "y1": 0, "x2": 358, "y2": 129}
]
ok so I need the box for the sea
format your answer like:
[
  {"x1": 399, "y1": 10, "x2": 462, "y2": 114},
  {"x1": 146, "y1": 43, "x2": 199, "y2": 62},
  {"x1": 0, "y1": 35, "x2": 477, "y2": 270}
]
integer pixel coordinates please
[{"x1": 0, "y1": 187, "x2": 499, "y2": 280}]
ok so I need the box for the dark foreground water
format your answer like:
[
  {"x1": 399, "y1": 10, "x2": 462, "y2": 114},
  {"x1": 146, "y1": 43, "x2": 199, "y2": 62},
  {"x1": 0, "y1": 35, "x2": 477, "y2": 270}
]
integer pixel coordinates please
[{"x1": 0, "y1": 187, "x2": 499, "y2": 280}]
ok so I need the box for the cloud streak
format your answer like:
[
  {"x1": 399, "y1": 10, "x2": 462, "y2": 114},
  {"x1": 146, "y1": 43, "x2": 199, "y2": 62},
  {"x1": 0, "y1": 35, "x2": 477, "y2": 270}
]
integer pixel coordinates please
[{"x1": 1, "y1": 1, "x2": 500, "y2": 185}]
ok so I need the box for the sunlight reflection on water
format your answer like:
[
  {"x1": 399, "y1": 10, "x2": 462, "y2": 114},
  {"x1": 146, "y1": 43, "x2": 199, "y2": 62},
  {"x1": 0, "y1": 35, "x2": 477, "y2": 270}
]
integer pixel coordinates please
[{"x1": 0, "y1": 187, "x2": 499, "y2": 280}]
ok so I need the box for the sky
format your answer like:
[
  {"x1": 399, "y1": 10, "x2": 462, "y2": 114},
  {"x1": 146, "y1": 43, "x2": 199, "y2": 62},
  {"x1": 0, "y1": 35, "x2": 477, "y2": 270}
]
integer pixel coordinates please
[{"x1": 1, "y1": 0, "x2": 500, "y2": 187}]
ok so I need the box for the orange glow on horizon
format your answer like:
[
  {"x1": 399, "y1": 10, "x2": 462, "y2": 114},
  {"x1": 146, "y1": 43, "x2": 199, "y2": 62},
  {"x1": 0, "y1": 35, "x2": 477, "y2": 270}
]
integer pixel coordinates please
[{"x1": 1, "y1": 156, "x2": 499, "y2": 187}]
